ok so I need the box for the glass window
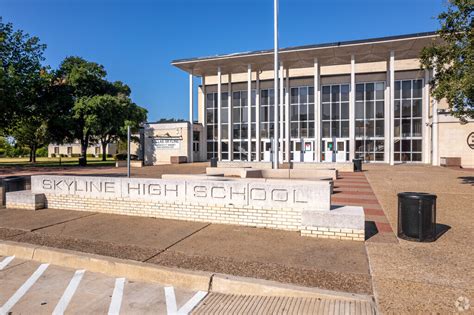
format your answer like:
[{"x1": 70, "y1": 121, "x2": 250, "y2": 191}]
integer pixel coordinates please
[
  {"x1": 289, "y1": 86, "x2": 315, "y2": 142},
  {"x1": 354, "y1": 82, "x2": 385, "y2": 162},
  {"x1": 394, "y1": 79, "x2": 424, "y2": 162},
  {"x1": 321, "y1": 84, "x2": 350, "y2": 141},
  {"x1": 322, "y1": 86, "x2": 330, "y2": 102}
]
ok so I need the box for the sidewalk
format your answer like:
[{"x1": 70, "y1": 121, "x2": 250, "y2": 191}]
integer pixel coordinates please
[{"x1": 0, "y1": 208, "x2": 372, "y2": 296}]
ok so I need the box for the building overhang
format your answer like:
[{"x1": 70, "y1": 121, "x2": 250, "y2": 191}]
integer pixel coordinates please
[{"x1": 171, "y1": 32, "x2": 441, "y2": 76}]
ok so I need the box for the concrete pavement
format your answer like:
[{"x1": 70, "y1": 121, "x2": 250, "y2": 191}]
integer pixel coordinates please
[
  {"x1": 0, "y1": 255, "x2": 376, "y2": 315},
  {"x1": 0, "y1": 208, "x2": 372, "y2": 295}
]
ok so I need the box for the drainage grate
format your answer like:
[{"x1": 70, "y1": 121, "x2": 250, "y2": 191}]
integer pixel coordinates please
[{"x1": 192, "y1": 293, "x2": 377, "y2": 315}]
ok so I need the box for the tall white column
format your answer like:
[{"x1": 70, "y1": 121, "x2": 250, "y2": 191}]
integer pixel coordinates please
[
  {"x1": 423, "y1": 69, "x2": 431, "y2": 164},
  {"x1": 256, "y1": 71, "x2": 261, "y2": 161},
  {"x1": 389, "y1": 51, "x2": 395, "y2": 166},
  {"x1": 189, "y1": 73, "x2": 194, "y2": 163},
  {"x1": 314, "y1": 58, "x2": 321, "y2": 162},
  {"x1": 285, "y1": 68, "x2": 290, "y2": 162},
  {"x1": 384, "y1": 59, "x2": 391, "y2": 164},
  {"x1": 432, "y1": 67, "x2": 439, "y2": 166},
  {"x1": 217, "y1": 67, "x2": 222, "y2": 160},
  {"x1": 202, "y1": 76, "x2": 207, "y2": 161},
  {"x1": 228, "y1": 74, "x2": 232, "y2": 161},
  {"x1": 349, "y1": 55, "x2": 356, "y2": 161},
  {"x1": 279, "y1": 63, "x2": 284, "y2": 162},
  {"x1": 247, "y1": 64, "x2": 252, "y2": 161}
]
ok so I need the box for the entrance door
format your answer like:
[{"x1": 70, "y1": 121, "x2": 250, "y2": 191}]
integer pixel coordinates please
[
  {"x1": 323, "y1": 140, "x2": 334, "y2": 162},
  {"x1": 323, "y1": 138, "x2": 348, "y2": 162},
  {"x1": 292, "y1": 141, "x2": 303, "y2": 162},
  {"x1": 336, "y1": 140, "x2": 346, "y2": 162},
  {"x1": 262, "y1": 140, "x2": 272, "y2": 162},
  {"x1": 303, "y1": 141, "x2": 313, "y2": 162}
]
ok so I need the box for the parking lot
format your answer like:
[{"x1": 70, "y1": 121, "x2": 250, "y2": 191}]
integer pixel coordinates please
[{"x1": 0, "y1": 255, "x2": 207, "y2": 315}]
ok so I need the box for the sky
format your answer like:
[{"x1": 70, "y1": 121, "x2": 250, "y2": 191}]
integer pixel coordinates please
[{"x1": 2, "y1": 0, "x2": 446, "y2": 122}]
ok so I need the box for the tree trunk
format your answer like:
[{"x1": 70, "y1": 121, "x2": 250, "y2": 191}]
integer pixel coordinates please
[
  {"x1": 32, "y1": 143, "x2": 37, "y2": 163},
  {"x1": 81, "y1": 137, "x2": 89, "y2": 165},
  {"x1": 102, "y1": 141, "x2": 107, "y2": 161},
  {"x1": 29, "y1": 146, "x2": 33, "y2": 163}
]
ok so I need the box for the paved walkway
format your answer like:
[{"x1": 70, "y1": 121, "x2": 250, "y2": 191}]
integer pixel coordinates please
[
  {"x1": 332, "y1": 172, "x2": 397, "y2": 244},
  {"x1": 363, "y1": 164, "x2": 474, "y2": 314}
]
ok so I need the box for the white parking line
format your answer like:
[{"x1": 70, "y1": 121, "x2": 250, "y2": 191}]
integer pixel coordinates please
[
  {"x1": 52, "y1": 269, "x2": 86, "y2": 315},
  {"x1": 0, "y1": 263, "x2": 49, "y2": 315},
  {"x1": 108, "y1": 278, "x2": 125, "y2": 315},
  {"x1": 164, "y1": 286, "x2": 208, "y2": 315},
  {"x1": 0, "y1": 256, "x2": 15, "y2": 270}
]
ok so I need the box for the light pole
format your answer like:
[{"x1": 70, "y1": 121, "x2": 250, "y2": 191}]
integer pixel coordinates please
[
  {"x1": 273, "y1": 0, "x2": 279, "y2": 169},
  {"x1": 127, "y1": 125, "x2": 131, "y2": 178}
]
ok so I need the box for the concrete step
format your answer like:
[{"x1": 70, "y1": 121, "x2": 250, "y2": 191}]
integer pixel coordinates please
[{"x1": 193, "y1": 293, "x2": 377, "y2": 315}]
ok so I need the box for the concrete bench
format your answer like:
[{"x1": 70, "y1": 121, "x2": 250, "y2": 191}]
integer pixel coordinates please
[
  {"x1": 170, "y1": 156, "x2": 187, "y2": 164},
  {"x1": 6, "y1": 190, "x2": 45, "y2": 210}
]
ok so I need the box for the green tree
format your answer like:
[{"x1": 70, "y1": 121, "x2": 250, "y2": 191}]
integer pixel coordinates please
[
  {"x1": 55, "y1": 57, "x2": 111, "y2": 163},
  {"x1": 91, "y1": 95, "x2": 147, "y2": 161},
  {"x1": 56, "y1": 56, "x2": 147, "y2": 164},
  {"x1": 420, "y1": 0, "x2": 473, "y2": 120},
  {"x1": 0, "y1": 17, "x2": 47, "y2": 130},
  {"x1": 10, "y1": 117, "x2": 48, "y2": 163}
]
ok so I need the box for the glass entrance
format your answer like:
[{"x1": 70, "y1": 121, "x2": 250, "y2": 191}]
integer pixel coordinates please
[
  {"x1": 292, "y1": 139, "x2": 314, "y2": 162},
  {"x1": 322, "y1": 138, "x2": 348, "y2": 162}
]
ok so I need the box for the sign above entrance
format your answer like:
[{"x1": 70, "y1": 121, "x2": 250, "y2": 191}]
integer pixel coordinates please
[{"x1": 154, "y1": 137, "x2": 181, "y2": 150}]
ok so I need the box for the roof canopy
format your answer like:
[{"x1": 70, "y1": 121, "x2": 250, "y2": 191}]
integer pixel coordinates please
[{"x1": 172, "y1": 32, "x2": 440, "y2": 76}]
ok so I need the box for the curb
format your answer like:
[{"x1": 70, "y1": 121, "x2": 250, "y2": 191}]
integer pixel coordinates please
[{"x1": 0, "y1": 240, "x2": 374, "y2": 303}]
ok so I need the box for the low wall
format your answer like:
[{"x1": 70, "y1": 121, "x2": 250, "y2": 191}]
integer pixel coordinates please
[
  {"x1": 292, "y1": 162, "x2": 354, "y2": 172},
  {"x1": 29, "y1": 175, "x2": 331, "y2": 232},
  {"x1": 207, "y1": 167, "x2": 337, "y2": 180},
  {"x1": 217, "y1": 161, "x2": 273, "y2": 169}
]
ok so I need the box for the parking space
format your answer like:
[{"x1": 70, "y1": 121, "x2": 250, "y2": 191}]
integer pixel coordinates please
[{"x1": 0, "y1": 255, "x2": 207, "y2": 315}]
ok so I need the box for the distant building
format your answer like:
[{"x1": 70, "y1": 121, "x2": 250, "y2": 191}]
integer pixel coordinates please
[{"x1": 48, "y1": 141, "x2": 118, "y2": 158}]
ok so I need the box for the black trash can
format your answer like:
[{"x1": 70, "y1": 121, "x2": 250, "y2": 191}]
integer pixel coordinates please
[
  {"x1": 398, "y1": 192, "x2": 437, "y2": 242},
  {"x1": 352, "y1": 158, "x2": 362, "y2": 172},
  {"x1": 210, "y1": 157, "x2": 218, "y2": 168}
]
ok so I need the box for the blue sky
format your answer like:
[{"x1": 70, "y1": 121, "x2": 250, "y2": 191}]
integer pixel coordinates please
[{"x1": 2, "y1": 0, "x2": 445, "y2": 122}]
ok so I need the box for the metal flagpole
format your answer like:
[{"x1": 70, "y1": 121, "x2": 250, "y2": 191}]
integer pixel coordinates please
[
  {"x1": 127, "y1": 125, "x2": 131, "y2": 178},
  {"x1": 273, "y1": 0, "x2": 279, "y2": 169}
]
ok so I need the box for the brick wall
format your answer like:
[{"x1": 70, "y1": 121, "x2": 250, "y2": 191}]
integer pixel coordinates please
[
  {"x1": 301, "y1": 226, "x2": 364, "y2": 242},
  {"x1": 45, "y1": 194, "x2": 302, "y2": 231}
]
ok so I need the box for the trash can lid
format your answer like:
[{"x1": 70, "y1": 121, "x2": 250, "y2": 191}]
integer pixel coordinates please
[{"x1": 397, "y1": 192, "x2": 437, "y2": 200}]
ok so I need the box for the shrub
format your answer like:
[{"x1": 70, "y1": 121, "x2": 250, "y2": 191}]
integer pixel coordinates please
[
  {"x1": 114, "y1": 153, "x2": 138, "y2": 161},
  {"x1": 36, "y1": 147, "x2": 48, "y2": 157},
  {"x1": 71, "y1": 153, "x2": 81, "y2": 157},
  {"x1": 0, "y1": 148, "x2": 5, "y2": 157}
]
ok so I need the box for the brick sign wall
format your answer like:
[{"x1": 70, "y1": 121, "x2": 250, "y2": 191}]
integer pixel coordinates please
[
  {"x1": 30, "y1": 175, "x2": 332, "y2": 232},
  {"x1": 32, "y1": 175, "x2": 331, "y2": 211}
]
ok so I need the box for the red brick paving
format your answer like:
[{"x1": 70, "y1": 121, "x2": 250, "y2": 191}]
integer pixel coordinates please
[{"x1": 332, "y1": 172, "x2": 397, "y2": 243}]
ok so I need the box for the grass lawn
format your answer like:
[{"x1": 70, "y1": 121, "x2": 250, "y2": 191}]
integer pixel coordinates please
[{"x1": 0, "y1": 157, "x2": 115, "y2": 167}]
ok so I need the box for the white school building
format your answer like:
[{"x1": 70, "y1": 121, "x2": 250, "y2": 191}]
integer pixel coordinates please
[{"x1": 169, "y1": 32, "x2": 473, "y2": 168}]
